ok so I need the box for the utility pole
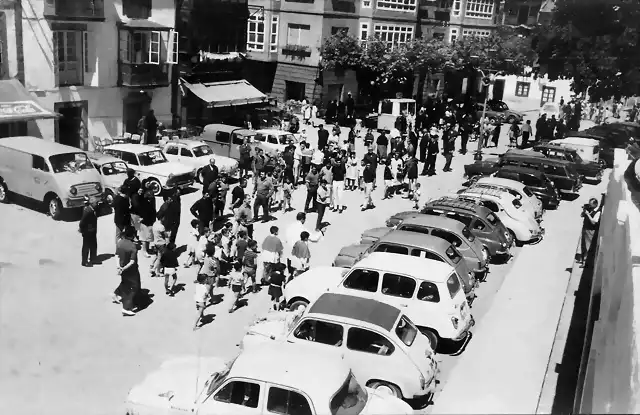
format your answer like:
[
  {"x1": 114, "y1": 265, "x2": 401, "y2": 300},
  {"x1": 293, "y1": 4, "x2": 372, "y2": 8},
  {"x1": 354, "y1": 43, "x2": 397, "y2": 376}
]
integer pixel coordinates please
[{"x1": 170, "y1": 0, "x2": 184, "y2": 129}]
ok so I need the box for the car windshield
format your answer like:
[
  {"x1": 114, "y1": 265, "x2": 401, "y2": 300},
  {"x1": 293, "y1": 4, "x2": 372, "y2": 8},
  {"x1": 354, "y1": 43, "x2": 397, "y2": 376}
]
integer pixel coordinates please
[
  {"x1": 138, "y1": 150, "x2": 167, "y2": 166},
  {"x1": 205, "y1": 357, "x2": 237, "y2": 397},
  {"x1": 522, "y1": 186, "x2": 534, "y2": 197},
  {"x1": 486, "y1": 213, "x2": 498, "y2": 225},
  {"x1": 395, "y1": 315, "x2": 418, "y2": 347},
  {"x1": 571, "y1": 151, "x2": 583, "y2": 163},
  {"x1": 102, "y1": 161, "x2": 127, "y2": 176},
  {"x1": 49, "y1": 152, "x2": 93, "y2": 173},
  {"x1": 330, "y1": 371, "x2": 368, "y2": 415},
  {"x1": 192, "y1": 145, "x2": 213, "y2": 157},
  {"x1": 445, "y1": 246, "x2": 462, "y2": 263},
  {"x1": 461, "y1": 226, "x2": 475, "y2": 241},
  {"x1": 255, "y1": 133, "x2": 266, "y2": 142}
]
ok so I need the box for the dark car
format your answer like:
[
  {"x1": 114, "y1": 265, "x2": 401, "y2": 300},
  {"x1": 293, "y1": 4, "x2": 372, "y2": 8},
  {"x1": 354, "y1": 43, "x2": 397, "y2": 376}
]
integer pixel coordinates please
[
  {"x1": 532, "y1": 143, "x2": 603, "y2": 182},
  {"x1": 486, "y1": 100, "x2": 525, "y2": 124},
  {"x1": 493, "y1": 165, "x2": 560, "y2": 209},
  {"x1": 587, "y1": 122, "x2": 640, "y2": 141}
]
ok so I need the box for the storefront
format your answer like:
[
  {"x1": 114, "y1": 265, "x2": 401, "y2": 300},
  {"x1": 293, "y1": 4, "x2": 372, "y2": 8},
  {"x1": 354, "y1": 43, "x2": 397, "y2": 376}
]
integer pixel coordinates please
[{"x1": 0, "y1": 79, "x2": 58, "y2": 138}]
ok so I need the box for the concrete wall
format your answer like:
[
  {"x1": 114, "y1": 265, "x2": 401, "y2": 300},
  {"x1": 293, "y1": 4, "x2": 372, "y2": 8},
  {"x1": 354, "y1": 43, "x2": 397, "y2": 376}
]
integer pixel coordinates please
[
  {"x1": 579, "y1": 149, "x2": 640, "y2": 413},
  {"x1": 493, "y1": 74, "x2": 572, "y2": 106}
]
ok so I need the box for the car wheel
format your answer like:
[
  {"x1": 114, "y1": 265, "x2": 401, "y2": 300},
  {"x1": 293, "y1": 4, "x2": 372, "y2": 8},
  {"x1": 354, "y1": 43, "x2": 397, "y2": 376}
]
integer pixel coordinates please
[
  {"x1": 367, "y1": 381, "x2": 402, "y2": 399},
  {"x1": 148, "y1": 178, "x2": 162, "y2": 196},
  {"x1": 418, "y1": 327, "x2": 439, "y2": 351},
  {"x1": 508, "y1": 229, "x2": 521, "y2": 247},
  {"x1": 0, "y1": 181, "x2": 8, "y2": 203},
  {"x1": 288, "y1": 298, "x2": 309, "y2": 312},
  {"x1": 104, "y1": 189, "x2": 115, "y2": 206},
  {"x1": 46, "y1": 196, "x2": 63, "y2": 220},
  {"x1": 196, "y1": 168, "x2": 204, "y2": 184}
]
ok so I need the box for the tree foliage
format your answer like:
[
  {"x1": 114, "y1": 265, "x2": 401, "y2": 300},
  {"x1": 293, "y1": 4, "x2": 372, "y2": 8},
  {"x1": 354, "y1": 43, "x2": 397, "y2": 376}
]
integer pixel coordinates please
[{"x1": 534, "y1": 0, "x2": 640, "y2": 100}]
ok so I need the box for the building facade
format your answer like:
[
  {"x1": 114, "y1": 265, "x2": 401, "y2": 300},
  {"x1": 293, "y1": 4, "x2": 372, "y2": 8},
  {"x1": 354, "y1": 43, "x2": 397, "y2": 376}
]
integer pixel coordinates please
[{"x1": 1, "y1": 0, "x2": 178, "y2": 150}]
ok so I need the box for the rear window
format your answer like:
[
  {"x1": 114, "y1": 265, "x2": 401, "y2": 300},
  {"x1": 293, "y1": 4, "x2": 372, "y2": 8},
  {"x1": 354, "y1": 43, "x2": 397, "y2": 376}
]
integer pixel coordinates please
[
  {"x1": 485, "y1": 213, "x2": 498, "y2": 225},
  {"x1": 395, "y1": 316, "x2": 418, "y2": 347},
  {"x1": 445, "y1": 246, "x2": 461, "y2": 263},
  {"x1": 522, "y1": 186, "x2": 534, "y2": 197},
  {"x1": 446, "y1": 273, "x2": 461, "y2": 298},
  {"x1": 593, "y1": 145, "x2": 599, "y2": 154},
  {"x1": 461, "y1": 226, "x2": 475, "y2": 241}
]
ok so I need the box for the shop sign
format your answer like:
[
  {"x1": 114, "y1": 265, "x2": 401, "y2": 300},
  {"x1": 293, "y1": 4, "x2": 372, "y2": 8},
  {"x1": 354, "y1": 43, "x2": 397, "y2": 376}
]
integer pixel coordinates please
[{"x1": 0, "y1": 101, "x2": 47, "y2": 118}]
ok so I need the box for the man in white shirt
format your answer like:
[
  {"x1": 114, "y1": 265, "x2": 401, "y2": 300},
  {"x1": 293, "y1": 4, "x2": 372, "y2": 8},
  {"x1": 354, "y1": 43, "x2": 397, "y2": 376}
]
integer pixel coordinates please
[{"x1": 284, "y1": 212, "x2": 322, "y2": 276}]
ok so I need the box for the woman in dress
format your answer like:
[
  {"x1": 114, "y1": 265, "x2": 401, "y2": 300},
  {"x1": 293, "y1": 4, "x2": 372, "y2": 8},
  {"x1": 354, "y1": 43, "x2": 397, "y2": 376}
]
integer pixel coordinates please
[{"x1": 345, "y1": 152, "x2": 359, "y2": 191}]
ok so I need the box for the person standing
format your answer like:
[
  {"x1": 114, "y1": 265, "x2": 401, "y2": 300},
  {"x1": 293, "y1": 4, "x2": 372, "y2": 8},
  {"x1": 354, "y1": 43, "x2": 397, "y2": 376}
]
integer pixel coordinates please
[
  {"x1": 200, "y1": 158, "x2": 219, "y2": 195},
  {"x1": 190, "y1": 191, "x2": 215, "y2": 235},
  {"x1": 79, "y1": 197, "x2": 98, "y2": 267},
  {"x1": 419, "y1": 128, "x2": 429, "y2": 164},
  {"x1": 362, "y1": 160, "x2": 376, "y2": 211},
  {"x1": 123, "y1": 168, "x2": 141, "y2": 197},
  {"x1": 520, "y1": 120, "x2": 532, "y2": 148},
  {"x1": 138, "y1": 184, "x2": 156, "y2": 257},
  {"x1": 317, "y1": 124, "x2": 329, "y2": 151},
  {"x1": 459, "y1": 115, "x2": 471, "y2": 155},
  {"x1": 376, "y1": 131, "x2": 389, "y2": 162},
  {"x1": 304, "y1": 165, "x2": 320, "y2": 212},
  {"x1": 443, "y1": 125, "x2": 456, "y2": 172},
  {"x1": 252, "y1": 148, "x2": 266, "y2": 186},
  {"x1": 230, "y1": 178, "x2": 247, "y2": 213},
  {"x1": 145, "y1": 109, "x2": 158, "y2": 145},
  {"x1": 115, "y1": 226, "x2": 141, "y2": 316},
  {"x1": 239, "y1": 138, "x2": 252, "y2": 179},
  {"x1": 331, "y1": 156, "x2": 346, "y2": 213},
  {"x1": 290, "y1": 231, "x2": 311, "y2": 279},
  {"x1": 319, "y1": 161, "x2": 334, "y2": 210},
  {"x1": 423, "y1": 128, "x2": 440, "y2": 176},
  {"x1": 151, "y1": 217, "x2": 169, "y2": 277},
  {"x1": 113, "y1": 185, "x2": 131, "y2": 248},
  {"x1": 315, "y1": 179, "x2": 330, "y2": 231},
  {"x1": 345, "y1": 92, "x2": 355, "y2": 119},
  {"x1": 234, "y1": 197, "x2": 254, "y2": 239},
  {"x1": 491, "y1": 120, "x2": 501, "y2": 148},
  {"x1": 129, "y1": 186, "x2": 145, "y2": 238},
  {"x1": 165, "y1": 190, "x2": 181, "y2": 246},
  {"x1": 253, "y1": 170, "x2": 274, "y2": 222},
  {"x1": 508, "y1": 121, "x2": 520, "y2": 148},
  {"x1": 284, "y1": 212, "x2": 323, "y2": 277},
  {"x1": 261, "y1": 226, "x2": 284, "y2": 284},
  {"x1": 405, "y1": 155, "x2": 419, "y2": 197},
  {"x1": 363, "y1": 146, "x2": 378, "y2": 189},
  {"x1": 214, "y1": 176, "x2": 229, "y2": 219}
]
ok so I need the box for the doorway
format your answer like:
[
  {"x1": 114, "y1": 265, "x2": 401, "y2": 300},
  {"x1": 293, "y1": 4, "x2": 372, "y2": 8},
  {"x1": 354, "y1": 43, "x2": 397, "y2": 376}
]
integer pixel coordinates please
[
  {"x1": 55, "y1": 101, "x2": 88, "y2": 149},
  {"x1": 123, "y1": 92, "x2": 151, "y2": 135},
  {"x1": 285, "y1": 81, "x2": 305, "y2": 101},
  {"x1": 492, "y1": 79, "x2": 505, "y2": 101},
  {"x1": 517, "y1": 5, "x2": 529, "y2": 25},
  {"x1": 327, "y1": 84, "x2": 344, "y2": 102}
]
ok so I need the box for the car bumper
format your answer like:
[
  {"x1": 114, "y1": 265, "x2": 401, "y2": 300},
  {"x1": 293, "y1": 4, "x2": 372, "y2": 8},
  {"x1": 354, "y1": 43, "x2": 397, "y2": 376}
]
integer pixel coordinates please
[
  {"x1": 64, "y1": 194, "x2": 103, "y2": 208},
  {"x1": 450, "y1": 316, "x2": 475, "y2": 342}
]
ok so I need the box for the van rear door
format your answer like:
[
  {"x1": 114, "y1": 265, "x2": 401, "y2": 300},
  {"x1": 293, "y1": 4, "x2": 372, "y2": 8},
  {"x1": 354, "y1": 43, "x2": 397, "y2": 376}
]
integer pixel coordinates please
[{"x1": 0, "y1": 147, "x2": 31, "y2": 195}]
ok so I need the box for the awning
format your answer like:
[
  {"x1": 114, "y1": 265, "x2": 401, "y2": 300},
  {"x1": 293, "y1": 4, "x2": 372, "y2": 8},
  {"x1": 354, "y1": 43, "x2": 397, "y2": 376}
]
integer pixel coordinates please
[
  {"x1": 118, "y1": 19, "x2": 172, "y2": 30},
  {"x1": 182, "y1": 79, "x2": 268, "y2": 108},
  {"x1": 0, "y1": 79, "x2": 58, "y2": 123}
]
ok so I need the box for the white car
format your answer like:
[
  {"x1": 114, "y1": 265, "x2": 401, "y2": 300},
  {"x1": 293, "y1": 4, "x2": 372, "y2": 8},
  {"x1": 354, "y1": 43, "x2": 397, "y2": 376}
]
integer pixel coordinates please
[
  {"x1": 242, "y1": 293, "x2": 438, "y2": 401},
  {"x1": 254, "y1": 129, "x2": 298, "y2": 155},
  {"x1": 103, "y1": 144, "x2": 195, "y2": 195},
  {"x1": 469, "y1": 176, "x2": 544, "y2": 220},
  {"x1": 125, "y1": 341, "x2": 413, "y2": 415},
  {"x1": 539, "y1": 102, "x2": 560, "y2": 119},
  {"x1": 87, "y1": 152, "x2": 128, "y2": 205},
  {"x1": 161, "y1": 139, "x2": 239, "y2": 183},
  {"x1": 283, "y1": 252, "x2": 474, "y2": 348},
  {"x1": 456, "y1": 188, "x2": 543, "y2": 244}
]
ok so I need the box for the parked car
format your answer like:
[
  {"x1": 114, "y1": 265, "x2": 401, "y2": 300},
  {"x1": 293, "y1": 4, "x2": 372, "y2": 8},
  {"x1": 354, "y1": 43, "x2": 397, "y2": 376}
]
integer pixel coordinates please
[
  {"x1": 566, "y1": 128, "x2": 630, "y2": 167},
  {"x1": 539, "y1": 102, "x2": 560, "y2": 119},
  {"x1": 532, "y1": 142, "x2": 603, "y2": 182},
  {"x1": 254, "y1": 129, "x2": 299, "y2": 155},
  {"x1": 87, "y1": 152, "x2": 128, "y2": 205},
  {"x1": 455, "y1": 188, "x2": 543, "y2": 245},
  {"x1": 465, "y1": 176, "x2": 544, "y2": 220},
  {"x1": 125, "y1": 342, "x2": 414, "y2": 415},
  {"x1": 103, "y1": 144, "x2": 195, "y2": 196},
  {"x1": 475, "y1": 102, "x2": 506, "y2": 123},
  {"x1": 550, "y1": 136, "x2": 602, "y2": 165},
  {"x1": 200, "y1": 123, "x2": 256, "y2": 161},
  {"x1": 0, "y1": 136, "x2": 103, "y2": 219},
  {"x1": 592, "y1": 120, "x2": 640, "y2": 140},
  {"x1": 486, "y1": 99, "x2": 525, "y2": 124},
  {"x1": 333, "y1": 230, "x2": 477, "y2": 298},
  {"x1": 283, "y1": 253, "x2": 475, "y2": 350},
  {"x1": 242, "y1": 293, "x2": 439, "y2": 400},
  {"x1": 161, "y1": 139, "x2": 238, "y2": 183},
  {"x1": 493, "y1": 166, "x2": 560, "y2": 209}
]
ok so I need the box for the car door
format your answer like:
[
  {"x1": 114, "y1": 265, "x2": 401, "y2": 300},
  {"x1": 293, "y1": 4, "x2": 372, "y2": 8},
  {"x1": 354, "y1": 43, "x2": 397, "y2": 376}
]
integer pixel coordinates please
[
  {"x1": 345, "y1": 326, "x2": 398, "y2": 384},
  {"x1": 380, "y1": 272, "x2": 418, "y2": 310},
  {"x1": 179, "y1": 146, "x2": 195, "y2": 167},
  {"x1": 543, "y1": 163, "x2": 570, "y2": 192},
  {"x1": 30, "y1": 155, "x2": 52, "y2": 201},
  {"x1": 213, "y1": 131, "x2": 233, "y2": 158},
  {"x1": 339, "y1": 268, "x2": 381, "y2": 300},
  {"x1": 164, "y1": 144, "x2": 179, "y2": 163},
  {"x1": 198, "y1": 379, "x2": 265, "y2": 415},
  {"x1": 265, "y1": 385, "x2": 314, "y2": 415}
]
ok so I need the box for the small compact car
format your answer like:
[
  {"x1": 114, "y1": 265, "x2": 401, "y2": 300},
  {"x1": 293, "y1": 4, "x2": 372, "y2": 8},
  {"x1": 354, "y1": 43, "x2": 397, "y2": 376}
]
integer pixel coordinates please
[
  {"x1": 87, "y1": 152, "x2": 128, "y2": 205},
  {"x1": 486, "y1": 100, "x2": 525, "y2": 124},
  {"x1": 161, "y1": 139, "x2": 238, "y2": 183},
  {"x1": 254, "y1": 129, "x2": 299, "y2": 155}
]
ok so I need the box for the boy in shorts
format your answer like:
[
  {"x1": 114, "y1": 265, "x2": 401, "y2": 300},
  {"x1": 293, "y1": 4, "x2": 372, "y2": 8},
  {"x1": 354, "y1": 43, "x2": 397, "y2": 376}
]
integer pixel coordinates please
[
  {"x1": 242, "y1": 239, "x2": 259, "y2": 293},
  {"x1": 228, "y1": 262, "x2": 245, "y2": 313},
  {"x1": 160, "y1": 243, "x2": 179, "y2": 296},
  {"x1": 193, "y1": 273, "x2": 209, "y2": 330}
]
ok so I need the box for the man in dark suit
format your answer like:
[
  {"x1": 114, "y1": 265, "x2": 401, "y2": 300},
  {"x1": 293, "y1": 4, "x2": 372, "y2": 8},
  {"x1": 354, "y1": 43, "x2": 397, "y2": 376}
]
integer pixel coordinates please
[
  {"x1": 79, "y1": 197, "x2": 98, "y2": 267},
  {"x1": 200, "y1": 157, "x2": 219, "y2": 195},
  {"x1": 317, "y1": 124, "x2": 329, "y2": 151}
]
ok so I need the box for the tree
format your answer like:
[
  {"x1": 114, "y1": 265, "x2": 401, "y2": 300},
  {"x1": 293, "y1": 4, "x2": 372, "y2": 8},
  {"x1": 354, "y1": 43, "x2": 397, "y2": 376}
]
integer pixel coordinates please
[{"x1": 534, "y1": 0, "x2": 640, "y2": 101}]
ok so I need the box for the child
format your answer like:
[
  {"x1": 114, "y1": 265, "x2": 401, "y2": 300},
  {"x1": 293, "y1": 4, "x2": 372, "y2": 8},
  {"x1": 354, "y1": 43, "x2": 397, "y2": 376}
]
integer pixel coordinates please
[
  {"x1": 232, "y1": 230, "x2": 249, "y2": 265},
  {"x1": 184, "y1": 219, "x2": 199, "y2": 268},
  {"x1": 290, "y1": 231, "x2": 311, "y2": 279},
  {"x1": 242, "y1": 239, "x2": 259, "y2": 293},
  {"x1": 199, "y1": 244, "x2": 219, "y2": 300},
  {"x1": 383, "y1": 158, "x2": 394, "y2": 199},
  {"x1": 282, "y1": 177, "x2": 293, "y2": 211},
  {"x1": 228, "y1": 262, "x2": 245, "y2": 313},
  {"x1": 194, "y1": 228, "x2": 210, "y2": 266},
  {"x1": 357, "y1": 160, "x2": 365, "y2": 191},
  {"x1": 160, "y1": 243, "x2": 179, "y2": 296},
  {"x1": 346, "y1": 152, "x2": 358, "y2": 191},
  {"x1": 413, "y1": 182, "x2": 422, "y2": 209},
  {"x1": 193, "y1": 273, "x2": 209, "y2": 330},
  {"x1": 268, "y1": 262, "x2": 287, "y2": 311},
  {"x1": 271, "y1": 166, "x2": 283, "y2": 210}
]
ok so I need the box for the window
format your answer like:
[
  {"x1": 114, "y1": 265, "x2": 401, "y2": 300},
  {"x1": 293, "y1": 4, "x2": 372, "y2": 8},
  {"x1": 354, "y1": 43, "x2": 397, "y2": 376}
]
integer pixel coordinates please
[
  {"x1": 446, "y1": 273, "x2": 461, "y2": 298},
  {"x1": 165, "y1": 145, "x2": 178, "y2": 155},
  {"x1": 359, "y1": 22, "x2": 369, "y2": 43},
  {"x1": 411, "y1": 249, "x2": 444, "y2": 262},
  {"x1": 433, "y1": 33, "x2": 444, "y2": 41},
  {"x1": 120, "y1": 152, "x2": 138, "y2": 166},
  {"x1": 32, "y1": 155, "x2": 50, "y2": 172},
  {"x1": 102, "y1": 162, "x2": 127, "y2": 176},
  {"x1": 293, "y1": 319, "x2": 344, "y2": 346},
  {"x1": 138, "y1": 151, "x2": 167, "y2": 166},
  {"x1": 267, "y1": 387, "x2": 312, "y2": 415},
  {"x1": 380, "y1": 100, "x2": 393, "y2": 114},
  {"x1": 462, "y1": 29, "x2": 491, "y2": 38},
  {"x1": 180, "y1": 148, "x2": 192, "y2": 157},
  {"x1": 472, "y1": 220, "x2": 485, "y2": 230},
  {"x1": 268, "y1": 135, "x2": 279, "y2": 145},
  {"x1": 347, "y1": 328, "x2": 395, "y2": 356},
  {"x1": 445, "y1": 246, "x2": 462, "y2": 263},
  {"x1": 381, "y1": 273, "x2": 416, "y2": 298},
  {"x1": 395, "y1": 316, "x2": 418, "y2": 346},
  {"x1": 270, "y1": 15, "x2": 279, "y2": 52},
  {"x1": 431, "y1": 229, "x2": 462, "y2": 248},
  {"x1": 397, "y1": 224, "x2": 429, "y2": 235},
  {"x1": 373, "y1": 24, "x2": 413, "y2": 50},
  {"x1": 123, "y1": 0, "x2": 151, "y2": 19},
  {"x1": 452, "y1": 0, "x2": 461, "y2": 15},
  {"x1": 287, "y1": 24, "x2": 310, "y2": 46},
  {"x1": 53, "y1": 30, "x2": 83, "y2": 86},
  {"x1": 417, "y1": 281, "x2": 440, "y2": 302},
  {"x1": 216, "y1": 131, "x2": 231, "y2": 143},
  {"x1": 449, "y1": 28, "x2": 458, "y2": 43},
  {"x1": 481, "y1": 201, "x2": 499, "y2": 212},
  {"x1": 461, "y1": 226, "x2": 475, "y2": 241},
  {"x1": 485, "y1": 213, "x2": 498, "y2": 225},
  {"x1": 148, "y1": 31, "x2": 161, "y2": 64},
  {"x1": 247, "y1": 12, "x2": 265, "y2": 52},
  {"x1": 376, "y1": 0, "x2": 416, "y2": 12},
  {"x1": 119, "y1": 30, "x2": 161, "y2": 64},
  {"x1": 331, "y1": 27, "x2": 348, "y2": 35},
  {"x1": 83, "y1": 31, "x2": 89, "y2": 72},
  {"x1": 49, "y1": 153, "x2": 94, "y2": 173},
  {"x1": 362, "y1": 0, "x2": 371, "y2": 7},
  {"x1": 374, "y1": 244, "x2": 408, "y2": 255},
  {"x1": 192, "y1": 145, "x2": 213, "y2": 157},
  {"x1": 515, "y1": 81, "x2": 530, "y2": 97},
  {"x1": 343, "y1": 269, "x2": 379, "y2": 292},
  {"x1": 465, "y1": 0, "x2": 494, "y2": 18},
  {"x1": 214, "y1": 381, "x2": 260, "y2": 408},
  {"x1": 167, "y1": 30, "x2": 179, "y2": 64}
]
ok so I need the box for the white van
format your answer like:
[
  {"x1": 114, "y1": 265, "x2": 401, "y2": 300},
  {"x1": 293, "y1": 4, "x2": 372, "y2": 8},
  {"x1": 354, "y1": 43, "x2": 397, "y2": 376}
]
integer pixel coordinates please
[
  {"x1": 550, "y1": 136, "x2": 601, "y2": 165},
  {"x1": 377, "y1": 99, "x2": 416, "y2": 132},
  {"x1": 0, "y1": 136, "x2": 103, "y2": 219}
]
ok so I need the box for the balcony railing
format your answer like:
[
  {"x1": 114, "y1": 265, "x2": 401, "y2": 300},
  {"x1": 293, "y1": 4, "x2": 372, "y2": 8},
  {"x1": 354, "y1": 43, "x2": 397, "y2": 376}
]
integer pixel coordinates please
[
  {"x1": 282, "y1": 45, "x2": 311, "y2": 59},
  {"x1": 44, "y1": 0, "x2": 105, "y2": 21},
  {"x1": 119, "y1": 63, "x2": 170, "y2": 88}
]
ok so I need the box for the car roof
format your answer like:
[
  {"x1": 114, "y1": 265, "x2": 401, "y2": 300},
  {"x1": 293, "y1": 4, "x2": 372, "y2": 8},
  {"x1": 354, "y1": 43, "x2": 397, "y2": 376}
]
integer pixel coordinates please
[
  {"x1": 399, "y1": 214, "x2": 468, "y2": 232},
  {"x1": 504, "y1": 148, "x2": 545, "y2": 158},
  {"x1": 255, "y1": 129, "x2": 292, "y2": 136},
  {"x1": 534, "y1": 142, "x2": 575, "y2": 152},
  {"x1": 231, "y1": 342, "x2": 349, "y2": 397},
  {"x1": 497, "y1": 165, "x2": 545, "y2": 177},
  {"x1": 86, "y1": 152, "x2": 123, "y2": 164},
  {"x1": 0, "y1": 136, "x2": 85, "y2": 157},
  {"x1": 357, "y1": 252, "x2": 454, "y2": 283},
  {"x1": 552, "y1": 137, "x2": 599, "y2": 145},
  {"x1": 104, "y1": 144, "x2": 161, "y2": 154},
  {"x1": 378, "y1": 230, "x2": 452, "y2": 251},
  {"x1": 163, "y1": 139, "x2": 209, "y2": 147},
  {"x1": 203, "y1": 124, "x2": 250, "y2": 134},
  {"x1": 309, "y1": 292, "x2": 401, "y2": 332},
  {"x1": 502, "y1": 152, "x2": 573, "y2": 166},
  {"x1": 476, "y1": 176, "x2": 526, "y2": 190},
  {"x1": 460, "y1": 187, "x2": 513, "y2": 200},
  {"x1": 427, "y1": 196, "x2": 484, "y2": 213}
]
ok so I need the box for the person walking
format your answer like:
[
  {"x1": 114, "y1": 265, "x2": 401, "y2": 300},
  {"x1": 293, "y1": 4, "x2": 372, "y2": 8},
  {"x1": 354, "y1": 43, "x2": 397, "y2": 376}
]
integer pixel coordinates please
[
  {"x1": 115, "y1": 226, "x2": 141, "y2": 316},
  {"x1": 317, "y1": 124, "x2": 329, "y2": 151},
  {"x1": 579, "y1": 199, "x2": 601, "y2": 267},
  {"x1": 166, "y1": 190, "x2": 181, "y2": 246},
  {"x1": 361, "y1": 160, "x2": 376, "y2": 211},
  {"x1": 363, "y1": 146, "x2": 378, "y2": 189},
  {"x1": 79, "y1": 197, "x2": 98, "y2": 267},
  {"x1": 253, "y1": 170, "x2": 274, "y2": 222},
  {"x1": 405, "y1": 155, "x2": 418, "y2": 197},
  {"x1": 190, "y1": 191, "x2": 215, "y2": 235},
  {"x1": 261, "y1": 226, "x2": 284, "y2": 284},
  {"x1": 315, "y1": 179, "x2": 330, "y2": 231},
  {"x1": 145, "y1": 109, "x2": 158, "y2": 145},
  {"x1": 304, "y1": 165, "x2": 320, "y2": 212},
  {"x1": 443, "y1": 125, "x2": 456, "y2": 172},
  {"x1": 138, "y1": 184, "x2": 156, "y2": 257},
  {"x1": 234, "y1": 197, "x2": 254, "y2": 239},
  {"x1": 520, "y1": 120, "x2": 532, "y2": 148},
  {"x1": 491, "y1": 120, "x2": 501, "y2": 148},
  {"x1": 319, "y1": 161, "x2": 334, "y2": 210},
  {"x1": 376, "y1": 131, "x2": 389, "y2": 162},
  {"x1": 151, "y1": 217, "x2": 169, "y2": 277},
  {"x1": 200, "y1": 158, "x2": 219, "y2": 195},
  {"x1": 214, "y1": 176, "x2": 229, "y2": 219},
  {"x1": 113, "y1": 185, "x2": 131, "y2": 248}
]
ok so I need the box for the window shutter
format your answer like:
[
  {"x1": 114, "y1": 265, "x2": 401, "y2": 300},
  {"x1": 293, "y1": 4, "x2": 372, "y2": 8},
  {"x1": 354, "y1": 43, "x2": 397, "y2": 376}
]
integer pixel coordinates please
[
  {"x1": 83, "y1": 31, "x2": 93, "y2": 72},
  {"x1": 119, "y1": 30, "x2": 130, "y2": 63},
  {"x1": 167, "y1": 30, "x2": 178, "y2": 64},
  {"x1": 148, "y1": 31, "x2": 160, "y2": 64},
  {"x1": 52, "y1": 31, "x2": 59, "y2": 86}
]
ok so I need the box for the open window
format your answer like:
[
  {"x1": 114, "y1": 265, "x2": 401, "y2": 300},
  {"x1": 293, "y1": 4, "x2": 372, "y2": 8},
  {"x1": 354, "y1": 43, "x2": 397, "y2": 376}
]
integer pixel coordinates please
[
  {"x1": 166, "y1": 30, "x2": 179, "y2": 64},
  {"x1": 293, "y1": 319, "x2": 344, "y2": 346},
  {"x1": 214, "y1": 381, "x2": 260, "y2": 408}
]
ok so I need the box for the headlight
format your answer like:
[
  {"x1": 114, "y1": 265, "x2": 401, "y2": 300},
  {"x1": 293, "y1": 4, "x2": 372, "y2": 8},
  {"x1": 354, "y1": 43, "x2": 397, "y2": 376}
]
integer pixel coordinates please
[
  {"x1": 69, "y1": 186, "x2": 77, "y2": 196},
  {"x1": 168, "y1": 173, "x2": 175, "y2": 180},
  {"x1": 482, "y1": 249, "x2": 488, "y2": 261},
  {"x1": 451, "y1": 316, "x2": 459, "y2": 329},
  {"x1": 501, "y1": 241, "x2": 507, "y2": 248},
  {"x1": 504, "y1": 231, "x2": 510, "y2": 238},
  {"x1": 95, "y1": 183, "x2": 102, "y2": 192}
]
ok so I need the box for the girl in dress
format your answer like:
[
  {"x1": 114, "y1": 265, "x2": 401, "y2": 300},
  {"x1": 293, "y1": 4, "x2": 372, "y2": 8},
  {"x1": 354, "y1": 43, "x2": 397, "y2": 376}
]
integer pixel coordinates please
[
  {"x1": 267, "y1": 262, "x2": 287, "y2": 311},
  {"x1": 345, "y1": 152, "x2": 358, "y2": 191}
]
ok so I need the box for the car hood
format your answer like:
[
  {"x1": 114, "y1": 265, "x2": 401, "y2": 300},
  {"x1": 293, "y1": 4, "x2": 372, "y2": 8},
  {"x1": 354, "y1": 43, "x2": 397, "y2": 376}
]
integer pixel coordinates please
[
  {"x1": 334, "y1": 243, "x2": 372, "y2": 267},
  {"x1": 125, "y1": 356, "x2": 227, "y2": 412},
  {"x1": 283, "y1": 266, "x2": 347, "y2": 303},
  {"x1": 362, "y1": 388, "x2": 414, "y2": 415},
  {"x1": 361, "y1": 227, "x2": 393, "y2": 243},
  {"x1": 196, "y1": 155, "x2": 238, "y2": 171},
  {"x1": 140, "y1": 162, "x2": 194, "y2": 177}
]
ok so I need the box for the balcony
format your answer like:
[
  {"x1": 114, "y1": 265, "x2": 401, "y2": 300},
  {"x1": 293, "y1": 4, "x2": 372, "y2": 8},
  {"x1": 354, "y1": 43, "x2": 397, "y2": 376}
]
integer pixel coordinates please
[
  {"x1": 43, "y1": 0, "x2": 105, "y2": 21},
  {"x1": 118, "y1": 63, "x2": 170, "y2": 88},
  {"x1": 282, "y1": 45, "x2": 311, "y2": 59}
]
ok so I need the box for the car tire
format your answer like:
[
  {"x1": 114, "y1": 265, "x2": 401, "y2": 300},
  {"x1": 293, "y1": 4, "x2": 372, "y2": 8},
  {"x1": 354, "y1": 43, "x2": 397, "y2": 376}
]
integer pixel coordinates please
[
  {"x1": 46, "y1": 195, "x2": 63, "y2": 220},
  {"x1": 367, "y1": 381, "x2": 402, "y2": 399},
  {"x1": 418, "y1": 327, "x2": 439, "y2": 351},
  {"x1": 147, "y1": 178, "x2": 162, "y2": 196},
  {"x1": 288, "y1": 298, "x2": 310, "y2": 312},
  {"x1": 104, "y1": 189, "x2": 115, "y2": 206},
  {"x1": 0, "y1": 181, "x2": 9, "y2": 203},
  {"x1": 196, "y1": 168, "x2": 204, "y2": 184}
]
